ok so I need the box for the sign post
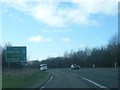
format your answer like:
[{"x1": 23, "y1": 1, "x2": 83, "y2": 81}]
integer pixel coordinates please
[
  {"x1": 115, "y1": 62, "x2": 116, "y2": 68},
  {"x1": 8, "y1": 62, "x2": 10, "y2": 79}
]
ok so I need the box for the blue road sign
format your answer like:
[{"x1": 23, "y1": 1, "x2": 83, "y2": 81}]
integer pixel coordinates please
[{"x1": 6, "y1": 46, "x2": 27, "y2": 62}]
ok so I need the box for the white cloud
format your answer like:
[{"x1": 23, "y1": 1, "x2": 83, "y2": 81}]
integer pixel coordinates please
[
  {"x1": 71, "y1": 0, "x2": 118, "y2": 15},
  {"x1": 1, "y1": 0, "x2": 118, "y2": 27},
  {"x1": 28, "y1": 35, "x2": 52, "y2": 43},
  {"x1": 62, "y1": 38, "x2": 70, "y2": 42},
  {"x1": 79, "y1": 44, "x2": 86, "y2": 50},
  {"x1": 31, "y1": 4, "x2": 65, "y2": 27},
  {"x1": 51, "y1": 52, "x2": 63, "y2": 57}
]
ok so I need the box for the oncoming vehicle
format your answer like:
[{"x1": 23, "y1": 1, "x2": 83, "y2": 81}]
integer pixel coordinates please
[
  {"x1": 40, "y1": 64, "x2": 47, "y2": 71},
  {"x1": 71, "y1": 64, "x2": 80, "y2": 69}
]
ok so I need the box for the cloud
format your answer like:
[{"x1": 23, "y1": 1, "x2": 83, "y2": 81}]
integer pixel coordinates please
[
  {"x1": 51, "y1": 52, "x2": 63, "y2": 57},
  {"x1": 79, "y1": 44, "x2": 87, "y2": 50},
  {"x1": 28, "y1": 35, "x2": 52, "y2": 43},
  {"x1": 62, "y1": 38, "x2": 70, "y2": 42},
  {"x1": 31, "y1": 4, "x2": 65, "y2": 27},
  {"x1": 1, "y1": 0, "x2": 118, "y2": 27},
  {"x1": 71, "y1": 0, "x2": 118, "y2": 15}
]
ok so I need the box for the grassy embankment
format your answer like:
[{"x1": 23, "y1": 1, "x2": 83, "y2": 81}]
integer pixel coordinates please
[
  {"x1": 2, "y1": 68, "x2": 49, "y2": 88},
  {"x1": 0, "y1": 70, "x2": 2, "y2": 89}
]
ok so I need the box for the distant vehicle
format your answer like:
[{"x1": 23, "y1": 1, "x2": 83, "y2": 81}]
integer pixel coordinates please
[
  {"x1": 40, "y1": 64, "x2": 47, "y2": 71},
  {"x1": 71, "y1": 64, "x2": 80, "y2": 69}
]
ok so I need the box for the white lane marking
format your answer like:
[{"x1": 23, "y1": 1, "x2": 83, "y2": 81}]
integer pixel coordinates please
[
  {"x1": 72, "y1": 73, "x2": 108, "y2": 88},
  {"x1": 40, "y1": 75, "x2": 53, "y2": 90}
]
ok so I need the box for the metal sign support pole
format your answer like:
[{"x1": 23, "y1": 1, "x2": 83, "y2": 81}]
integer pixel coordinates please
[
  {"x1": 22, "y1": 62, "x2": 26, "y2": 80},
  {"x1": 8, "y1": 62, "x2": 10, "y2": 79}
]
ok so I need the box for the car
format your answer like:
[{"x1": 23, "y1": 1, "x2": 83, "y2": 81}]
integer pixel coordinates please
[
  {"x1": 40, "y1": 64, "x2": 47, "y2": 71},
  {"x1": 71, "y1": 64, "x2": 80, "y2": 69}
]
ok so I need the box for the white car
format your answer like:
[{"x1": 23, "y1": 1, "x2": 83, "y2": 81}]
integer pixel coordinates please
[
  {"x1": 40, "y1": 64, "x2": 47, "y2": 71},
  {"x1": 71, "y1": 64, "x2": 80, "y2": 69}
]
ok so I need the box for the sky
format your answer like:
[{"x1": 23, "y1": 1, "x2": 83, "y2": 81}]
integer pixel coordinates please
[{"x1": 1, "y1": 0, "x2": 118, "y2": 61}]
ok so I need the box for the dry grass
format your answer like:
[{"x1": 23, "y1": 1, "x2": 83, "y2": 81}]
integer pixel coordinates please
[
  {"x1": 2, "y1": 68, "x2": 49, "y2": 88},
  {"x1": 3, "y1": 68, "x2": 40, "y2": 78}
]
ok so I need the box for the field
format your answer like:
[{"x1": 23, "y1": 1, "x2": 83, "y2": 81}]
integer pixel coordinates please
[{"x1": 2, "y1": 68, "x2": 49, "y2": 88}]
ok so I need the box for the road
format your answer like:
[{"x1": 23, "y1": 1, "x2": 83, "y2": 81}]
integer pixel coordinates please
[{"x1": 41, "y1": 68, "x2": 119, "y2": 89}]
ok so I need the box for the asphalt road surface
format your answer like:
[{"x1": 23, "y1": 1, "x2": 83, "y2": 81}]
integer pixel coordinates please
[{"x1": 41, "y1": 68, "x2": 119, "y2": 89}]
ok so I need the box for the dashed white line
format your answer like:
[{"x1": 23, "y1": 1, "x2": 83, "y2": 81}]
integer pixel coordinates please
[{"x1": 72, "y1": 73, "x2": 108, "y2": 89}]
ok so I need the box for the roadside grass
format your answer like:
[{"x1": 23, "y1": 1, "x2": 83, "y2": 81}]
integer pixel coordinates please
[
  {"x1": 2, "y1": 69, "x2": 49, "y2": 88},
  {"x1": 0, "y1": 62, "x2": 2, "y2": 89},
  {"x1": 0, "y1": 72, "x2": 2, "y2": 89}
]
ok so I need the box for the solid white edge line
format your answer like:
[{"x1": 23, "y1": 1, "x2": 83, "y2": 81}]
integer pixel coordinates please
[
  {"x1": 72, "y1": 73, "x2": 108, "y2": 88},
  {"x1": 40, "y1": 75, "x2": 53, "y2": 90}
]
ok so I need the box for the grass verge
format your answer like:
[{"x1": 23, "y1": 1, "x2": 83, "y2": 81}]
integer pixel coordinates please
[{"x1": 2, "y1": 69, "x2": 49, "y2": 88}]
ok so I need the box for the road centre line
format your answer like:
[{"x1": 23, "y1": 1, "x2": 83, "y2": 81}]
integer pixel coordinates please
[{"x1": 72, "y1": 73, "x2": 108, "y2": 89}]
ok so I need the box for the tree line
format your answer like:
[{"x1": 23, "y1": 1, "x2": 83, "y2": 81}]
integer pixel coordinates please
[
  {"x1": 1, "y1": 34, "x2": 120, "y2": 69},
  {"x1": 40, "y1": 34, "x2": 120, "y2": 68}
]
